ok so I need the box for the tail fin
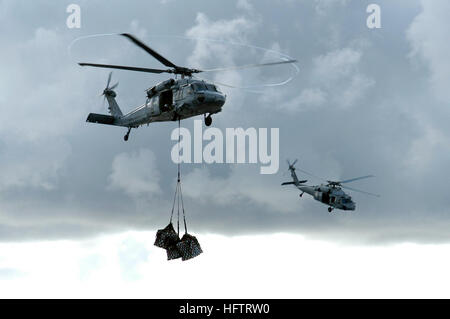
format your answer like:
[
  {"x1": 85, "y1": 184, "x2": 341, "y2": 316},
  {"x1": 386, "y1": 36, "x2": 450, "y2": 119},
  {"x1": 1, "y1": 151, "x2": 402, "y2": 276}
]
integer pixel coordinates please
[
  {"x1": 281, "y1": 159, "x2": 307, "y2": 186},
  {"x1": 104, "y1": 90, "x2": 123, "y2": 117},
  {"x1": 88, "y1": 89, "x2": 123, "y2": 125}
]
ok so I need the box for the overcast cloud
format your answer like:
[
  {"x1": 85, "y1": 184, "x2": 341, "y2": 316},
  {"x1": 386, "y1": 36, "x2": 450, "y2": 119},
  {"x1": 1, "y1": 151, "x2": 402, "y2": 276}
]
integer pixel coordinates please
[{"x1": 0, "y1": 0, "x2": 449, "y2": 247}]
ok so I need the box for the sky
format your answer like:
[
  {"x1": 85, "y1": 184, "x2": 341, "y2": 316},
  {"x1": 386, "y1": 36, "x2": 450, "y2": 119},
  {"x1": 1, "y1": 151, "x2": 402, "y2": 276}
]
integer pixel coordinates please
[{"x1": 0, "y1": 0, "x2": 450, "y2": 298}]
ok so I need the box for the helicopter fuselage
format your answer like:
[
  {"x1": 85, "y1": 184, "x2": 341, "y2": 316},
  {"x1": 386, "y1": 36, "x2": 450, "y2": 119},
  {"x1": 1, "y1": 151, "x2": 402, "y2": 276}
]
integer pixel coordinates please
[
  {"x1": 114, "y1": 78, "x2": 225, "y2": 128},
  {"x1": 87, "y1": 77, "x2": 226, "y2": 134},
  {"x1": 297, "y1": 184, "x2": 356, "y2": 211}
]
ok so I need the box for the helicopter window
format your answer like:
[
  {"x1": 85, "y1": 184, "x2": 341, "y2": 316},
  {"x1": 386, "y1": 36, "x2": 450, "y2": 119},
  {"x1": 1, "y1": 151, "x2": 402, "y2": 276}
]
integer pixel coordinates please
[
  {"x1": 192, "y1": 83, "x2": 207, "y2": 91},
  {"x1": 206, "y1": 84, "x2": 217, "y2": 92},
  {"x1": 182, "y1": 86, "x2": 193, "y2": 98},
  {"x1": 151, "y1": 96, "x2": 158, "y2": 107}
]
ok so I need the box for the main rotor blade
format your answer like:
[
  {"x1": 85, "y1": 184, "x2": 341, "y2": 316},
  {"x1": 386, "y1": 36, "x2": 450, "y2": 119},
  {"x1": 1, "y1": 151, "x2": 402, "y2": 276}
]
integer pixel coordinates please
[
  {"x1": 341, "y1": 185, "x2": 380, "y2": 197},
  {"x1": 338, "y1": 175, "x2": 375, "y2": 184},
  {"x1": 79, "y1": 63, "x2": 168, "y2": 74},
  {"x1": 200, "y1": 59, "x2": 297, "y2": 73},
  {"x1": 295, "y1": 168, "x2": 327, "y2": 182},
  {"x1": 110, "y1": 82, "x2": 119, "y2": 90},
  {"x1": 106, "y1": 71, "x2": 112, "y2": 88},
  {"x1": 121, "y1": 33, "x2": 178, "y2": 68}
]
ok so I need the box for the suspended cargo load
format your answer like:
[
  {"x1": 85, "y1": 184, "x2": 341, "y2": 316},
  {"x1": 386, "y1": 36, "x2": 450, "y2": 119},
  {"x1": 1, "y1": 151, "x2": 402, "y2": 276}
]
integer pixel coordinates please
[
  {"x1": 166, "y1": 244, "x2": 182, "y2": 260},
  {"x1": 176, "y1": 233, "x2": 203, "y2": 261},
  {"x1": 154, "y1": 223, "x2": 180, "y2": 250},
  {"x1": 154, "y1": 120, "x2": 203, "y2": 261}
]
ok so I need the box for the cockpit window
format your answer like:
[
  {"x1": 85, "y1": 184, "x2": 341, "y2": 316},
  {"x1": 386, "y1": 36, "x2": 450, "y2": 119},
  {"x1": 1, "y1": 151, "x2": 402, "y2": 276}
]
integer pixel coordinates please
[
  {"x1": 182, "y1": 85, "x2": 193, "y2": 98},
  {"x1": 192, "y1": 83, "x2": 207, "y2": 91},
  {"x1": 206, "y1": 84, "x2": 217, "y2": 91}
]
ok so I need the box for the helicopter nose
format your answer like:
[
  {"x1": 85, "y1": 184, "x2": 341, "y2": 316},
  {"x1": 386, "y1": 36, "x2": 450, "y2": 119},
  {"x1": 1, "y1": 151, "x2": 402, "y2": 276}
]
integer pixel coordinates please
[
  {"x1": 201, "y1": 92, "x2": 225, "y2": 107},
  {"x1": 216, "y1": 94, "x2": 226, "y2": 107}
]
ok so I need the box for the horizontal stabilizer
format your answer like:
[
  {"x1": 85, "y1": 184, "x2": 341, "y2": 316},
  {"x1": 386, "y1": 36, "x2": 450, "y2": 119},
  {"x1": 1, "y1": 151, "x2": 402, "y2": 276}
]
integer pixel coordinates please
[{"x1": 86, "y1": 113, "x2": 116, "y2": 125}]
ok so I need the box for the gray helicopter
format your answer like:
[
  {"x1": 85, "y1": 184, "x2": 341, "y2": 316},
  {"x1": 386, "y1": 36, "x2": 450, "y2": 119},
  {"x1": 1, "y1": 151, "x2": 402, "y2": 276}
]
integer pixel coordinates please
[
  {"x1": 282, "y1": 160, "x2": 379, "y2": 212},
  {"x1": 79, "y1": 33, "x2": 296, "y2": 141}
]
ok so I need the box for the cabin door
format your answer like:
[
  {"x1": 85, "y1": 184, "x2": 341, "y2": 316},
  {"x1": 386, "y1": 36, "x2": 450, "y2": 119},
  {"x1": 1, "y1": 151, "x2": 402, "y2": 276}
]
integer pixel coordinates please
[{"x1": 159, "y1": 90, "x2": 173, "y2": 112}]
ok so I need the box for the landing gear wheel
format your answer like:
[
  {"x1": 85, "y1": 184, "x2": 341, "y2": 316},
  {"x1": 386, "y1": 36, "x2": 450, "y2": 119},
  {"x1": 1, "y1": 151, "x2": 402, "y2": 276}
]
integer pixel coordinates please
[
  {"x1": 328, "y1": 207, "x2": 333, "y2": 213},
  {"x1": 124, "y1": 128, "x2": 131, "y2": 142},
  {"x1": 205, "y1": 115, "x2": 212, "y2": 127}
]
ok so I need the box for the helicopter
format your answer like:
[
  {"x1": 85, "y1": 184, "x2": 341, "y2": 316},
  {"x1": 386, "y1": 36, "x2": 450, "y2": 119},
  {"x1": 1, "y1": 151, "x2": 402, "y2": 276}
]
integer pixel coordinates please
[
  {"x1": 281, "y1": 160, "x2": 380, "y2": 212},
  {"x1": 78, "y1": 33, "x2": 297, "y2": 141}
]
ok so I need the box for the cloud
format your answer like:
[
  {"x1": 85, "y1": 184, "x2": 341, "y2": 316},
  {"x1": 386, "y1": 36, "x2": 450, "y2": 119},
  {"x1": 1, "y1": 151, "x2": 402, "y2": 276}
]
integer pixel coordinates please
[
  {"x1": 237, "y1": 0, "x2": 254, "y2": 12},
  {"x1": 108, "y1": 149, "x2": 161, "y2": 197},
  {"x1": 0, "y1": 138, "x2": 71, "y2": 191},
  {"x1": 312, "y1": 47, "x2": 375, "y2": 108},
  {"x1": 0, "y1": 27, "x2": 82, "y2": 191},
  {"x1": 407, "y1": 0, "x2": 450, "y2": 103},
  {"x1": 183, "y1": 165, "x2": 297, "y2": 213},
  {"x1": 185, "y1": 12, "x2": 260, "y2": 113},
  {"x1": 264, "y1": 46, "x2": 374, "y2": 112},
  {"x1": 0, "y1": 0, "x2": 449, "y2": 246},
  {"x1": 403, "y1": 120, "x2": 450, "y2": 174},
  {"x1": 0, "y1": 267, "x2": 24, "y2": 280},
  {"x1": 279, "y1": 88, "x2": 328, "y2": 112},
  {"x1": 314, "y1": 0, "x2": 350, "y2": 15},
  {"x1": 297, "y1": 88, "x2": 328, "y2": 106},
  {"x1": 313, "y1": 48, "x2": 362, "y2": 82},
  {"x1": 186, "y1": 12, "x2": 257, "y2": 67},
  {"x1": 3, "y1": 231, "x2": 450, "y2": 298},
  {"x1": 117, "y1": 236, "x2": 149, "y2": 281},
  {"x1": 338, "y1": 73, "x2": 375, "y2": 108}
]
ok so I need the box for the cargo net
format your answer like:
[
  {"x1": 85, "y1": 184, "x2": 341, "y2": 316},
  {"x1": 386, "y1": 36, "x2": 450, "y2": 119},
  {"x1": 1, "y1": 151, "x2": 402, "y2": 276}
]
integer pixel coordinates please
[{"x1": 154, "y1": 120, "x2": 202, "y2": 261}]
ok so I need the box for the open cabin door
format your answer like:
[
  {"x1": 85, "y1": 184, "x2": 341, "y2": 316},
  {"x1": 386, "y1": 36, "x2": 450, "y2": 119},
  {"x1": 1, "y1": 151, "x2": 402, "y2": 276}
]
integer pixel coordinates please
[
  {"x1": 159, "y1": 90, "x2": 173, "y2": 112},
  {"x1": 321, "y1": 192, "x2": 330, "y2": 205}
]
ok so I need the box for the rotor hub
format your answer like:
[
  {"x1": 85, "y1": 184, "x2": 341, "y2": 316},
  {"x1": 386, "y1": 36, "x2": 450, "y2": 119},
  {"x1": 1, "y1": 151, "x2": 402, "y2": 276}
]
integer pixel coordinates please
[{"x1": 104, "y1": 89, "x2": 115, "y2": 96}]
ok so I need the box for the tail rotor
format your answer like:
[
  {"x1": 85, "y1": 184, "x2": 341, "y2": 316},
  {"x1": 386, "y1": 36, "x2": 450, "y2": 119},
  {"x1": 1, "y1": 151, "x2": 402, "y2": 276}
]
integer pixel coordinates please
[
  {"x1": 100, "y1": 72, "x2": 119, "y2": 112},
  {"x1": 287, "y1": 159, "x2": 298, "y2": 171},
  {"x1": 282, "y1": 159, "x2": 307, "y2": 186},
  {"x1": 101, "y1": 72, "x2": 119, "y2": 99}
]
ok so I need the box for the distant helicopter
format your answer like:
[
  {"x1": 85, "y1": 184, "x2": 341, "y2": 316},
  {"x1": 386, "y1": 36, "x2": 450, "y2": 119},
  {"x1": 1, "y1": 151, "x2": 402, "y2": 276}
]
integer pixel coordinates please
[
  {"x1": 78, "y1": 33, "x2": 296, "y2": 141},
  {"x1": 281, "y1": 160, "x2": 379, "y2": 212}
]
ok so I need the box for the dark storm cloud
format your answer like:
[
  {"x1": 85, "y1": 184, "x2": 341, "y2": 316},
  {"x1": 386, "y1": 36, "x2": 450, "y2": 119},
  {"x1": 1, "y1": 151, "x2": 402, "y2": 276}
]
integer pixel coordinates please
[{"x1": 0, "y1": 0, "x2": 449, "y2": 244}]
